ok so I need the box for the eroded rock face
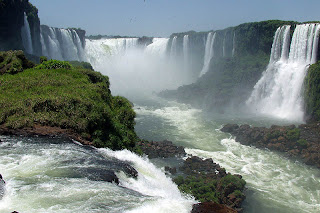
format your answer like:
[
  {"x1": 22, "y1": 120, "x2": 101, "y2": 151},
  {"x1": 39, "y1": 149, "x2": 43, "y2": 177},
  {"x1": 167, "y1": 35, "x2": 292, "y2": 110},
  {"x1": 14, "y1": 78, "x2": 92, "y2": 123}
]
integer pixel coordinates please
[{"x1": 221, "y1": 123, "x2": 320, "y2": 168}]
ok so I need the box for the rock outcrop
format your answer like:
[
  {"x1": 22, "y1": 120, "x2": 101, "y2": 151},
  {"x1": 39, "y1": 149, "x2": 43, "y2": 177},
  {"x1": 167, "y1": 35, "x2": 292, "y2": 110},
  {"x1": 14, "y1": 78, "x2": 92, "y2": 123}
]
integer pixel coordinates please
[
  {"x1": 0, "y1": 0, "x2": 41, "y2": 55},
  {"x1": 136, "y1": 140, "x2": 186, "y2": 158},
  {"x1": 138, "y1": 140, "x2": 246, "y2": 212},
  {"x1": 221, "y1": 123, "x2": 320, "y2": 168}
]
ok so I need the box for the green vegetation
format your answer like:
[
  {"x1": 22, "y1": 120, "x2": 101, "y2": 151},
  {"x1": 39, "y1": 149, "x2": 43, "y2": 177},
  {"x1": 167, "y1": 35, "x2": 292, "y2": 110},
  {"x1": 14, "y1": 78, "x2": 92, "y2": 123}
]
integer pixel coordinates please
[
  {"x1": 174, "y1": 174, "x2": 245, "y2": 203},
  {"x1": 297, "y1": 139, "x2": 308, "y2": 148},
  {"x1": 286, "y1": 128, "x2": 301, "y2": 141},
  {"x1": 220, "y1": 174, "x2": 246, "y2": 190},
  {"x1": 235, "y1": 20, "x2": 297, "y2": 56},
  {"x1": 69, "y1": 61, "x2": 93, "y2": 70},
  {"x1": 174, "y1": 176, "x2": 219, "y2": 203},
  {"x1": 0, "y1": 52, "x2": 137, "y2": 150},
  {"x1": 35, "y1": 59, "x2": 72, "y2": 70},
  {"x1": 305, "y1": 62, "x2": 320, "y2": 121},
  {"x1": 40, "y1": 56, "x2": 47, "y2": 64},
  {"x1": 266, "y1": 130, "x2": 281, "y2": 140},
  {"x1": 0, "y1": 50, "x2": 34, "y2": 74}
]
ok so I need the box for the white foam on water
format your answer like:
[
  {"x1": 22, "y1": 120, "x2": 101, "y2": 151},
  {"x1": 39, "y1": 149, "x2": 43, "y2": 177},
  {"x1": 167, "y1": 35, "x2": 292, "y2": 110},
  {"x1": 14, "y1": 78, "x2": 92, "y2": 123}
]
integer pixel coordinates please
[{"x1": 99, "y1": 148, "x2": 196, "y2": 213}]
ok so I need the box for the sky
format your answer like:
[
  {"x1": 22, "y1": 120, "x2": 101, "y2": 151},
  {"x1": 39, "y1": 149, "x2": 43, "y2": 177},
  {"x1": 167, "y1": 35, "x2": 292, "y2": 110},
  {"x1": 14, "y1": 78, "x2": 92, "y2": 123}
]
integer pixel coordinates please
[{"x1": 29, "y1": 0, "x2": 320, "y2": 37}]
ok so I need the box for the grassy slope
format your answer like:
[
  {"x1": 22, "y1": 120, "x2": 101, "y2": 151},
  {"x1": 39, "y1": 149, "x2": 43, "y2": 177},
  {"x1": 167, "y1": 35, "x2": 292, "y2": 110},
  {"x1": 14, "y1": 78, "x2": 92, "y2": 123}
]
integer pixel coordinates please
[{"x1": 0, "y1": 57, "x2": 137, "y2": 150}]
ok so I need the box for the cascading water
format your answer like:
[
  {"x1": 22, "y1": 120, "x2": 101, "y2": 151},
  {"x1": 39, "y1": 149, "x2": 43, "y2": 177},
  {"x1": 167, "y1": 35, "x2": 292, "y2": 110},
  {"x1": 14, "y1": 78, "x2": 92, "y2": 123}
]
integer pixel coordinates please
[
  {"x1": 199, "y1": 30, "x2": 236, "y2": 76},
  {"x1": 144, "y1": 38, "x2": 169, "y2": 57},
  {"x1": 199, "y1": 32, "x2": 215, "y2": 76},
  {"x1": 84, "y1": 37, "x2": 190, "y2": 97},
  {"x1": 247, "y1": 24, "x2": 320, "y2": 122},
  {"x1": 170, "y1": 36, "x2": 178, "y2": 59},
  {"x1": 0, "y1": 136, "x2": 195, "y2": 213},
  {"x1": 21, "y1": 12, "x2": 33, "y2": 54},
  {"x1": 183, "y1": 35, "x2": 189, "y2": 71},
  {"x1": 232, "y1": 32, "x2": 236, "y2": 57},
  {"x1": 40, "y1": 26, "x2": 85, "y2": 61}
]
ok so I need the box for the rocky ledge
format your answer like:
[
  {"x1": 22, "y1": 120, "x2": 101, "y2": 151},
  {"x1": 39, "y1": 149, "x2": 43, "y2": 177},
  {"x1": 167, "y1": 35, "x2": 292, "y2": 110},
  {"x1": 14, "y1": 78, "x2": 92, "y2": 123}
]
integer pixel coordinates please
[
  {"x1": 221, "y1": 123, "x2": 320, "y2": 168},
  {"x1": 0, "y1": 124, "x2": 93, "y2": 146}
]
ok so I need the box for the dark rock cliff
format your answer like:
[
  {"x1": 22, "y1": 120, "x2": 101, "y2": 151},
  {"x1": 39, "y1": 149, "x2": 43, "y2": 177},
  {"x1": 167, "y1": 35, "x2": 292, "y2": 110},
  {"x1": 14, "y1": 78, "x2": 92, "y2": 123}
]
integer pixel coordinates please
[{"x1": 0, "y1": 0, "x2": 41, "y2": 55}]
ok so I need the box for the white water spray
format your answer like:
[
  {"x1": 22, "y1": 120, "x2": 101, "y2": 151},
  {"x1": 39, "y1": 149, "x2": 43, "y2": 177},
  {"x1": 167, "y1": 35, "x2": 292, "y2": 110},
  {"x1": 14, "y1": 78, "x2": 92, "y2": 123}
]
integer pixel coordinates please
[
  {"x1": 247, "y1": 24, "x2": 320, "y2": 122},
  {"x1": 100, "y1": 149, "x2": 195, "y2": 213},
  {"x1": 21, "y1": 12, "x2": 33, "y2": 54},
  {"x1": 85, "y1": 37, "x2": 188, "y2": 97}
]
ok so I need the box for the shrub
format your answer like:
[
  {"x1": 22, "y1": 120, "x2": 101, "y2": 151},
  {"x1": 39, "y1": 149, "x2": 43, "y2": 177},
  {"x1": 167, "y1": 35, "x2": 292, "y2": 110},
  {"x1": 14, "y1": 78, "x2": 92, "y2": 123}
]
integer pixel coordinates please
[
  {"x1": 69, "y1": 61, "x2": 94, "y2": 70},
  {"x1": 36, "y1": 59, "x2": 72, "y2": 70},
  {"x1": 174, "y1": 176, "x2": 219, "y2": 203},
  {"x1": 297, "y1": 139, "x2": 308, "y2": 148},
  {"x1": 40, "y1": 56, "x2": 48, "y2": 64},
  {"x1": 286, "y1": 128, "x2": 300, "y2": 141},
  {"x1": 220, "y1": 174, "x2": 246, "y2": 190}
]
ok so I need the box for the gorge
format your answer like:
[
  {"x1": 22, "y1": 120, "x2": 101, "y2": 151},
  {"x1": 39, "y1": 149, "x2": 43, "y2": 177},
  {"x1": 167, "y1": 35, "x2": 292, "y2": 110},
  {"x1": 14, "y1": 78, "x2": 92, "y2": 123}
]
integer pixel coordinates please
[{"x1": 0, "y1": 1, "x2": 320, "y2": 213}]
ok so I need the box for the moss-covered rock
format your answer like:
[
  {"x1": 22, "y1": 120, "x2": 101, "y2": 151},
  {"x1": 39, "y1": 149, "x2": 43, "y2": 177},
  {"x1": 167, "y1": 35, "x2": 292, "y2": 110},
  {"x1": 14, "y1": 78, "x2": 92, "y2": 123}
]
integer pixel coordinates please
[
  {"x1": 305, "y1": 61, "x2": 320, "y2": 122},
  {"x1": 174, "y1": 156, "x2": 246, "y2": 210},
  {"x1": 0, "y1": 51, "x2": 137, "y2": 150},
  {"x1": 0, "y1": 50, "x2": 35, "y2": 74}
]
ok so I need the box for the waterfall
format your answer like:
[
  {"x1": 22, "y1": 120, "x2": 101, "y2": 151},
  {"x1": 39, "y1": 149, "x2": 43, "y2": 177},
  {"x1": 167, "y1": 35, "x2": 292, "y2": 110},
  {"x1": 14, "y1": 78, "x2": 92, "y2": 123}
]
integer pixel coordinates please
[
  {"x1": 232, "y1": 32, "x2": 236, "y2": 57},
  {"x1": 144, "y1": 38, "x2": 169, "y2": 57},
  {"x1": 21, "y1": 12, "x2": 33, "y2": 54},
  {"x1": 40, "y1": 26, "x2": 85, "y2": 61},
  {"x1": 40, "y1": 32, "x2": 48, "y2": 57},
  {"x1": 84, "y1": 37, "x2": 189, "y2": 96},
  {"x1": 170, "y1": 36, "x2": 178, "y2": 58},
  {"x1": 183, "y1": 35, "x2": 189, "y2": 71},
  {"x1": 199, "y1": 32, "x2": 216, "y2": 76},
  {"x1": 247, "y1": 24, "x2": 320, "y2": 122}
]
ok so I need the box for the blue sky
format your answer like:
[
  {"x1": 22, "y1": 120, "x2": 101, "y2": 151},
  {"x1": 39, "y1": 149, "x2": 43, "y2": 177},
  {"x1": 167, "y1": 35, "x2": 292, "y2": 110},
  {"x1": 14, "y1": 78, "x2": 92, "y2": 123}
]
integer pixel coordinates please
[{"x1": 29, "y1": 0, "x2": 320, "y2": 37}]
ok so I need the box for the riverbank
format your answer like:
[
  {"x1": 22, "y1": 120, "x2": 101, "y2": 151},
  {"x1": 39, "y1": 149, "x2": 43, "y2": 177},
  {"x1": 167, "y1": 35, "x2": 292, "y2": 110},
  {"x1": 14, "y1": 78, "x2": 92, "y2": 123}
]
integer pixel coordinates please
[{"x1": 221, "y1": 122, "x2": 320, "y2": 168}]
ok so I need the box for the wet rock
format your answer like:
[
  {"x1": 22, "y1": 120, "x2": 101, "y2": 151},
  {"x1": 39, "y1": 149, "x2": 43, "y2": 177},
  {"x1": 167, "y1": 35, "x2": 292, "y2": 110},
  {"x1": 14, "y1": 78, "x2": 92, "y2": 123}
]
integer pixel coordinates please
[
  {"x1": 137, "y1": 140, "x2": 186, "y2": 158},
  {"x1": 0, "y1": 174, "x2": 5, "y2": 200},
  {"x1": 116, "y1": 162, "x2": 138, "y2": 178},
  {"x1": 164, "y1": 166, "x2": 177, "y2": 175},
  {"x1": 75, "y1": 167, "x2": 119, "y2": 184},
  {"x1": 191, "y1": 202, "x2": 237, "y2": 213}
]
